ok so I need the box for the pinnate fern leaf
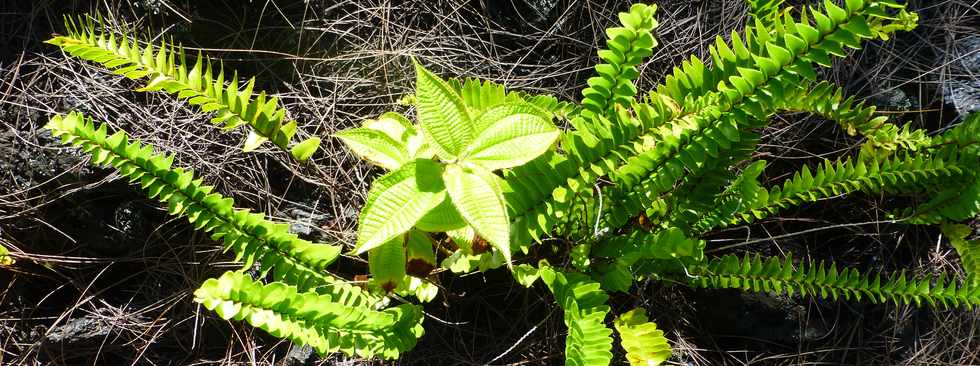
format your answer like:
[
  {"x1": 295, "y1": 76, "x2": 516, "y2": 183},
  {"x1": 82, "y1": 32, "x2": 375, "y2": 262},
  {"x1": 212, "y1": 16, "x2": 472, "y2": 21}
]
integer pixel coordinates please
[
  {"x1": 44, "y1": 112, "x2": 343, "y2": 291},
  {"x1": 539, "y1": 266, "x2": 614, "y2": 366},
  {"x1": 46, "y1": 15, "x2": 320, "y2": 160},
  {"x1": 942, "y1": 224, "x2": 980, "y2": 286},
  {"x1": 194, "y1": 271, "x2": 424, "y2": 359},
  {"x1": 614, "y1": 308, "x2": 671, "y2": 366},
  {"x1": 690, "y1": 253, "x2": 980, "y2": 308}
]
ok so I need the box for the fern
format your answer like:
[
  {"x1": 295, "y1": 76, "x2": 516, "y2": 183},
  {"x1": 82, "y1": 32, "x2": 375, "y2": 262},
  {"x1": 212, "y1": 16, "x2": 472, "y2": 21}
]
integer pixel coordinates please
[
  {"x1": 942, "y1": 224, "x2": 980, "y2": 285},
  {"x1": 194, "y1": 271, "x2": 424, "y2": 359},
  {"x1": 747, "y1": 0, "x2": 787, "y2": 27},
  {"x1": 538, "y1": 266, "x2": 614, "y2": 366},
  {"x1": 503, "y1": 0, "x2": 921, "y2": 251},
  {"x1": 46, "y1": 15, "x2": 321, "y2": 161},
  {"x1": 44, "y1": 112, "x2": 350, "y2": 293},
  {"x1": 777, "y1": 81, "x2": 933, "y2": 153},
  {"x1": 613, "y1": 308, "x2": 671, "y2": 366},
  {"x1": 693, "y1": 152, "x2": 974, "y2": 234},
  {"x1": 689, "y1": 253, "x2": 980, "y2": 308},
  {"x1": 43, "y1": 0, "x2": 980, "y2": 364}
]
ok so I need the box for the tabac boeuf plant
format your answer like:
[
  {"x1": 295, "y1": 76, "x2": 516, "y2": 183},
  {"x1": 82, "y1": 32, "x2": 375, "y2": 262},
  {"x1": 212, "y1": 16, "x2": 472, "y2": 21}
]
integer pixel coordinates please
[{"x1": 39, "y1": 1, "x2": 980, "y2": 365}]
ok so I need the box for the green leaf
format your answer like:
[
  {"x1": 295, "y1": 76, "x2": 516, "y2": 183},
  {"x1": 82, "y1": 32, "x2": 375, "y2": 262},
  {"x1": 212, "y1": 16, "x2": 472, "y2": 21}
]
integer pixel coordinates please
[
  {"x1": 415, "y1": 196, "x2": 467, "y2": 232},
  {"x1": 413, "y1": 60, "x2": 473, "y2": 159},
  {"x1": 335, "y1": 128, "x2": 409, "y2": 170},
  {"x1": 462, "y1": 103, "x2": 560, "y2": 171},
  {"x1": 614, "y1": 308, "x2": 672, "y2": 366},
  {"x1": 512, "y1": 264, "x2": 541, "y2": 287},
  {"x1": 405, "y1": 229, "x2": 437, "y2": 278},
  {"x1": 363, "y1": 112, "x2": 415, "y2": 142},
  {"x1": 354, "y1": 159, "x2": 446, "y2": 254},
  {"x1": 290, "y1": 137, "x2": 321, "y2": 162},
  {"x1": 369, "y1": 236, "x2": 407, "y2": 292},
  {"x1": 242, "y1": 130, "x2": 268, "y2": 152},
  {"x1": 0, "y1": 243, "x2": 13, "y2": 265},
  {"x1": 443, "y1": 163, "x2": 511, "y2": 265}
]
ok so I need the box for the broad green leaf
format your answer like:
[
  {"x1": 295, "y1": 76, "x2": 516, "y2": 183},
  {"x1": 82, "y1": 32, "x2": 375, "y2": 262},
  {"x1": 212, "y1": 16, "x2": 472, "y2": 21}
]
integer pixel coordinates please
[
  {"x1": 443, "y1": 163, "x2": 511, "y2": 265},
  {"x1": 354, "y1": 159, "x2": 446, "y2": 254},
  {"x1": 335, "y1": 128, "x2": 409, "y2": 170},
  {"x1": 415, "y1": 196, "x2": 467, "y2": 232},
  {"x1": 363, "y1": 112, "x2": 415, "y2": 142},
  {"x1": 462, "y1": 104, "x2": 559, "y2": 171},
  {"x1": 614, "y1": 308, "x2": 672, "y2": 366},
  {"x1": 369, "y1": 236, "x2": 406, "y2": 293},
  {"x1": 446, "y1": 225, "x2": 476, "y2": 253},
  {"x1": 405, "y1": 229, "x2": 437, "y2": 278},
  {"x1": 289, "y1": 137, "x2": 321, "y2": 162},
  {"x1": 413, "y1": 60, "x2": 473, "y2": 159}
]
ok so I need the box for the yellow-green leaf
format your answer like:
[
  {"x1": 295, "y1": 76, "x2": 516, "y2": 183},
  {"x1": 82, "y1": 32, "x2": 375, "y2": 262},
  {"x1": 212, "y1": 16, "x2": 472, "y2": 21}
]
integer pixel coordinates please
[
  {"x1": 463, "y1": 103, "x2": 560, "y2": 171},
  {"x1": 443, "y1": 163, "x2": 511, "y2": 266},
  {"x1": 413, "y1": 60, "x2": 473, "y2": 159},
  {"x1": 614, "y1": 308, "x2": 671, "y2": 366},
  {"x1": 335, "y1": 128, "x2": 409, "y2": 170},
  {"x1": 354, "y1": 159, "x2": 446, "y2": 254},
  {"x1": 369, "y1": 236, "x2": 407, "y2": 293}
]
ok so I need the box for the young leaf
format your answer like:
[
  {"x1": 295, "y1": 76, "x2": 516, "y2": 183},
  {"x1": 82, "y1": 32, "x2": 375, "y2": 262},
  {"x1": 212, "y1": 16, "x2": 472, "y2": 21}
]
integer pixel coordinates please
[
  {"x1": 354, "y1": 159, "x2": 446, "y2": 254},
  {"x1": 462, "y1": 103, "x2": 560, "y2": 171},
  {"x1": 413, "y1": 60, "x2": 473, "y2": 159},
  {"x1": 335, "y1": 128, "x2": 410, "y2": 170},
  {"x1": 443, "y1": 163, "x2": 511, "y2": 265}
]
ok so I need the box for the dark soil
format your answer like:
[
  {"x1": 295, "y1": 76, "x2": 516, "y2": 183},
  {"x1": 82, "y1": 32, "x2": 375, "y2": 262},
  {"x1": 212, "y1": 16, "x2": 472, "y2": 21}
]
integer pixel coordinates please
[{"x1": 1, "y1": 0, "x2": 979, "y2": 365}]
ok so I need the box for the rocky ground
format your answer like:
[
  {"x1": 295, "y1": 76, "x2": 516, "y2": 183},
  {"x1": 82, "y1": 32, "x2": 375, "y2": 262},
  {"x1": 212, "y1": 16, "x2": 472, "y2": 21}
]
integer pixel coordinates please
[{"x1": 1, "y1": 0, "x2": 979, "y2": 365}]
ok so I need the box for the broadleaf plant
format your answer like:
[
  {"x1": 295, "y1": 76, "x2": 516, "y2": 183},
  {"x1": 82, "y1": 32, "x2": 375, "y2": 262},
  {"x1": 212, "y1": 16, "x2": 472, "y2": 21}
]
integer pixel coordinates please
[
  {"x1": 342, "y1": 60, "x2": 561, "y2": 275},
  {"x1": 39, "y1": 0, "x2": 980, "y2": 364}
]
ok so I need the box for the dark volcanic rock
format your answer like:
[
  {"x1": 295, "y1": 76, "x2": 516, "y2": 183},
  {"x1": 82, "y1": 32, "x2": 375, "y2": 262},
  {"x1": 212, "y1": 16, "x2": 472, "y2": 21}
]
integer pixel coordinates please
[
  {"x1": 0, "y1": 121, "x2": 95, "y2": 192},
  {"x1": 277, "y1": 345, "x2": 315, "y2": 366},
  {"x1": 943, "y1": 35, "x2": 980, "y2": 117},
  {"x1": 42, "y1": 316, "x2": 111, "y2": 348}
]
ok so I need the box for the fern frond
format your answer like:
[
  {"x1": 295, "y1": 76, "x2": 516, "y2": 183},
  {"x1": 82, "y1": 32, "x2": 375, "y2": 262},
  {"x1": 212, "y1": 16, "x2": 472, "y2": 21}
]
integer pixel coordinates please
[
  {"x1": 44, "y1": 112, "x2": 347, "y2": 292},
  {"x1": 688, "y1": 253, "x2": 980, "y2": 308},
  {"x1": 942, "y1": 224, "x2": 980, "y2": 286},
  {"x1": 778, "y1": 81, "x2": 932, "y2": 153},
  {"x1": 747, "y1": 0, "x2": 787, "y2": 27},
  {"x1": 602, "y1": 1, "x2": 918, "y2": 229},
  {"x1": 614, "y1": 308, "x2": 671, "y2": 366},
  {"x1": 46, "y1": 15, "x2": 321, "y2": 161},
  {"x1": 194, "y1": 271, "x2": 424, "y2": 359},
  {"x1": 503, "y1": 4, "x2": 668, "y2": 248},
  {"x1": 897, "y1": 113, "x2": 980, "y2": 224},
  {"x1": 506, "y1": 1, "x2": 918, "y2": 255},
  {"x1": 539, "y1": 266, "x2": 614, "y2": 366},
  {"x1": 579, "y1": 4, "x2": 659, "y2": 122},
  {"x1": 693, "y1": 152, "x2": 972, "y2": 234},
  {"x1": 592, "y1": 227, "x2": 705, "y2": 292}
]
